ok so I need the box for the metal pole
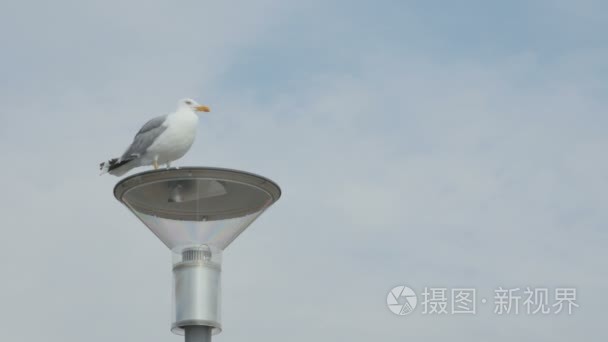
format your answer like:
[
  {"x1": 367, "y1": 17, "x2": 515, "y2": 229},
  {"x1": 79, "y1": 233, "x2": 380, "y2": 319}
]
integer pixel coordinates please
[{"x1": 185, "y1": 326, "x2": 211, "y2": 342}]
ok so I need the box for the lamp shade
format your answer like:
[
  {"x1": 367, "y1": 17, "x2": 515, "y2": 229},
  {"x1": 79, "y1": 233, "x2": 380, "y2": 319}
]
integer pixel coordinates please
[{"x1": 114, "y1": 167, "x2": 281, "y2": 250}]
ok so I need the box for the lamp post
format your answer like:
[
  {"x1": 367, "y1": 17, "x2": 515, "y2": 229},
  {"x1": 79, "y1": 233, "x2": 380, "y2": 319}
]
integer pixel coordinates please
[{"x1": 114, "y1": 167, "x2": 281, "y2": 342}]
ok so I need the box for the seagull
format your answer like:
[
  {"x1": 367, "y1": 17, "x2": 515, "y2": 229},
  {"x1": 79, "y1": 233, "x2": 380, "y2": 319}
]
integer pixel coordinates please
[{"x1": 100, "y1": 98, "x2": 211, "y2": 176}]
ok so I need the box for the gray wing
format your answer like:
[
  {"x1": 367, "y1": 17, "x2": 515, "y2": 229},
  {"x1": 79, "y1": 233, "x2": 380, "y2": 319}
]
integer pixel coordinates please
[{"x1": 120, "y1": 115, "x2": 168, "y2": 160}]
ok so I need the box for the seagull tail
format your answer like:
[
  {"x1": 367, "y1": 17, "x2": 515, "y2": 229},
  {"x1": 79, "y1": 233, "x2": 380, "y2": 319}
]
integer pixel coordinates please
[{"x1": 99, "y1": 158, "x2": 135, "y2": 177}]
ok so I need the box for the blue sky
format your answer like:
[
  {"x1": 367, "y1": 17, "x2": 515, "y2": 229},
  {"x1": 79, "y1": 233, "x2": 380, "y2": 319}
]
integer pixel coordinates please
[{"x1": 0, "y1": 1, "x2": 606, "y2": 341}]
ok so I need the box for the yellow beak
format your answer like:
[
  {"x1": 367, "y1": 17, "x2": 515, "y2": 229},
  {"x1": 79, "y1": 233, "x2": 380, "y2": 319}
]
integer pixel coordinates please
[{"x1": 195, "y1": 105, "x2": 211, "y2": 112}]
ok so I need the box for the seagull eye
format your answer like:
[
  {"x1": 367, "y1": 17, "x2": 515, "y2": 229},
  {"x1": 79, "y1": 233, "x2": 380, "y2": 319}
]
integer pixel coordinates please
[{"x1": 185, "y1": 101, "x2": 192, "y2": 105}]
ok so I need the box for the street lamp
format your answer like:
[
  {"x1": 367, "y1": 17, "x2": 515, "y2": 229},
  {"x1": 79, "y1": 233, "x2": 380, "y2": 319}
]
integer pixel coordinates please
[{"x1": 114, "y1": 167, "x2": 281, "y2": 342}]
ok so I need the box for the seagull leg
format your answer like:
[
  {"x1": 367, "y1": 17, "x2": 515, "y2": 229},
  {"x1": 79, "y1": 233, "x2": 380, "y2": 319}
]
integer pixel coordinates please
[
  {"x1": 153, "y1": 160, "x2": 159, "y2": 170},
  {"x1": 166, "y1": 162, "x2": 171, "y2": 169}
]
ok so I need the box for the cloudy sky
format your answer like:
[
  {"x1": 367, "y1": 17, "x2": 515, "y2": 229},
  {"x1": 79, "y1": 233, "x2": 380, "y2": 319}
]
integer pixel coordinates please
[{"x1": 1, "y1": 0, "x2": 606, "y2": 341}]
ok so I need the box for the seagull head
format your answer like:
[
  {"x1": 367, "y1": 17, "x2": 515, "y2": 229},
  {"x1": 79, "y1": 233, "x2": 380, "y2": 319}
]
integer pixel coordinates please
[{"x1": 178, "y1": 98, "x2": 211, "y2": 113}]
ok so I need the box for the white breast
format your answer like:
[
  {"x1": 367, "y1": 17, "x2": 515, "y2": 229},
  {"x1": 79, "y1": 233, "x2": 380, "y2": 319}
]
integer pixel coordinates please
[{"x1": 146, "y1": 111, "x2": 199, "y2": 165}]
